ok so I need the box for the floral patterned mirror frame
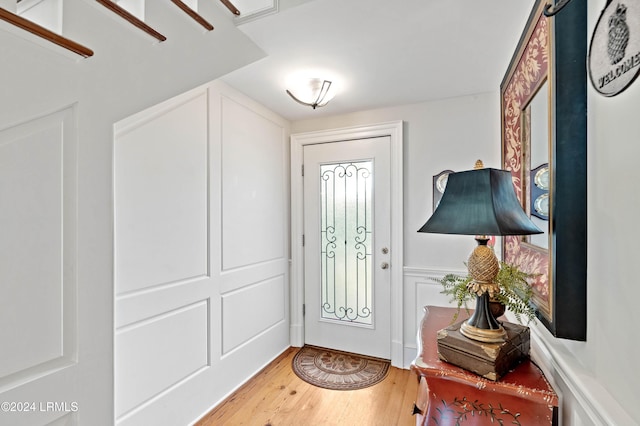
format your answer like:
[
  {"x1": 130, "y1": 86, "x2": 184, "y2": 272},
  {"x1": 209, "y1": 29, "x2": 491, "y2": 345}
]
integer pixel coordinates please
[{"x1": 501, "y1": 0, "x2": 587, "y2": 340}]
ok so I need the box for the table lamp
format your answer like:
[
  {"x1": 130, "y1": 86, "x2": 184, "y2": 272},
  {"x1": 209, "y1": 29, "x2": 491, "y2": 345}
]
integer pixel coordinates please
[{"x1": 418, "y1": 161, "x2": 542, "y2": 344}]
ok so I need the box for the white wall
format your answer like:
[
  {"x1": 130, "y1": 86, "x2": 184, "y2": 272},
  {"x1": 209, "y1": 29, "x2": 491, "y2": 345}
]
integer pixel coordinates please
[
  {"x1": 0, "y1": 2, "x2": 265, "y2": 424},
  {"x1": 558, "y1": 2, "x2": 640, "y2": 424},
  {"x1": 587, "y1": 88, "x2": 640, "y2": 421},
  {"x1": 291, "y1": 72, "x2": 640, "y2": 424}
]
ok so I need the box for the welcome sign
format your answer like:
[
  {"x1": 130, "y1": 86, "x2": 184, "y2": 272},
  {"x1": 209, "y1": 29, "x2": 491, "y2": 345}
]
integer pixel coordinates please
[{"x1": 589, "y1": 0, "x2": 640, "y2": 96}]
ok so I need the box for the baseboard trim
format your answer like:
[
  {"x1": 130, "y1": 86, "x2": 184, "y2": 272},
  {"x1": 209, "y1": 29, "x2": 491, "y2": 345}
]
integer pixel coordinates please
[
  {"x1": 529, "y1": 323, "x2": 635, "y2": 425},
  {"x1": 289, "y1": 323, "x2": 303, "y2": 348}
]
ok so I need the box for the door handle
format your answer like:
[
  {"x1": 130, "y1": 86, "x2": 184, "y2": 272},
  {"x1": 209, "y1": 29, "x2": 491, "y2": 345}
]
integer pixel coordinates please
[{"x1": 381, "y1": 262, "x2": 389, "y2": 270}]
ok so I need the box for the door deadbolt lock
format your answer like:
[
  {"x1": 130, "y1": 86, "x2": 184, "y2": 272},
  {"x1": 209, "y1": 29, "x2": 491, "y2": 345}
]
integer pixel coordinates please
[{"x1": 381, "y1": 262, "x2": 389, "y2": 269}]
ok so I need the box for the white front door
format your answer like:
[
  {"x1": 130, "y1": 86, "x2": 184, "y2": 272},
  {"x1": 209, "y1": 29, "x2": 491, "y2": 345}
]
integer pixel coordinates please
[{"x1": 303, "y1": 136, "x2": 391, "y2": 359}]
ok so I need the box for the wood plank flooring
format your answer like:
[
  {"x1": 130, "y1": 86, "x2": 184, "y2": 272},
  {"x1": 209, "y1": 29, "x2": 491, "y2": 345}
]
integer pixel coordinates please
[{"x1": 196, "y1": 347, "x2": 419, "y2": 426}]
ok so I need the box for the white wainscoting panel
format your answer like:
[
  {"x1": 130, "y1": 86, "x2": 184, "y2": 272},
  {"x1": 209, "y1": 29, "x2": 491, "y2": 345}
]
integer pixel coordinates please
[
  {"x1": 403, "y1": 266, "x2": 472, "y2": 367},
  {"x1": 114, "y1": 81, "x2": 290, "y2": 425},
  {"x1": 114, "y1": 92, "x2": 209, "y2": 295},
  {"x1": 219, "y1": 258, "x2": 287, "y2": 293},
  {"x1": 0, "y1": 106, "x2": 77, "y2": 387},
  {"x1": 527, "y1": 321, "x2": 637, "y2": 426},
  {"x1": 114, "y1": 88, "x2": 213, "y2": 424},
  {"x1": 115, "y1": 277, "x2": 210, "y2": 329},
  {"x1": 220, "y1": 96, "x2": 286, "y2": 271},
  {"x1": 221, "y1": 275, "x2": 286, "y2": 355},
  {"x1": 115, "y1": 300, "x2": 209, "y2": 418}
]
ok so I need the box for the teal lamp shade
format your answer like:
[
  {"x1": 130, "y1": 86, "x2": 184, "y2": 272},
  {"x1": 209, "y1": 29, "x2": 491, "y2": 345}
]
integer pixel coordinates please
[
  {"x1": 418, "y1": 168, "x2": 542, "y2": 237},
  {"x1": 418, "y1": 166, "x2": 541, "y2": 343}
]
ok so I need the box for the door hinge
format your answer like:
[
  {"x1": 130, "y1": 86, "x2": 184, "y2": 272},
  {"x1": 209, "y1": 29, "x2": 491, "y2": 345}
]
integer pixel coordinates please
[
  {"x1": 302, "y1": 234, "x2": 305, "y2": 246},
  {"x1": 303, "y1": 304, "x2": 306, "y2": 316},
  {"x1": 302, "y1": 164, "x2": 304, "y2": 176}
]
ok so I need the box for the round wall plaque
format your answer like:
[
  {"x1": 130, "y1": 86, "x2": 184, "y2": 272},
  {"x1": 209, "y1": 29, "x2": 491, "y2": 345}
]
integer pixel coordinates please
[{"x1": 588, "y1": 0, "x2": 640, "y2": 96}]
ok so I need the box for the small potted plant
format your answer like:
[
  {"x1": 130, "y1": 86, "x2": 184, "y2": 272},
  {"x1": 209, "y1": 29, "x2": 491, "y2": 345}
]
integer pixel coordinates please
[{"x1": 433, "y1": 262, "x2": 537, "y2": 324}]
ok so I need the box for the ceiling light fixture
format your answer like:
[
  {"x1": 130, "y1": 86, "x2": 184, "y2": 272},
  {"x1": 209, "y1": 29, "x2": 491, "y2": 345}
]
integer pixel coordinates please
[{"x1": 286, "y1": 78, "x2": 335, "y2": 109}]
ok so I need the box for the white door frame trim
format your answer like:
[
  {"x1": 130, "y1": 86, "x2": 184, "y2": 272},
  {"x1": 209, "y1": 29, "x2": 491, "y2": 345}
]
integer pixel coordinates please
[{"x1": 290, "y1": 121, "x2": 404, "y2": 367}]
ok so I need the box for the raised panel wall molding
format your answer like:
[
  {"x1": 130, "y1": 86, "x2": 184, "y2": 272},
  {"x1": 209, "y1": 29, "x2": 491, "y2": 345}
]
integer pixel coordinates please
[
  {"x1": 114, "y1": 91, "x2": 209, "y2": 295},
  {"x1": 115, "y1": 300, "x2": 210, "y2": 419},
  {"x1": 115, "y1": 277, "x2": 210, "y2": 329},
  {"x1": 114, "y1": 88, "x2": 213, "y2": 423},
  {"x1": 115, "y1": 80, "x2": 290, "y2": 425},
  {"x1": 219, "y1": 258, "x2": 288, "y2": 294},
  {"x1": 221, "y1": 275, "x2": 286, "y2": 354},
  {"x1": 0, "y1": 106, "x2": 78, "y2": 389},
  {"x1": 220, "y1": 95, "x2": 287, "y2": 271}
]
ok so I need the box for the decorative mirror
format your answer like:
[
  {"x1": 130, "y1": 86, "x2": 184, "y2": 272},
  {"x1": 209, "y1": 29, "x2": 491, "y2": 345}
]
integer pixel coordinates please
[{"x1": 501, "y1": 0, "x2": 587, "y2": 340}]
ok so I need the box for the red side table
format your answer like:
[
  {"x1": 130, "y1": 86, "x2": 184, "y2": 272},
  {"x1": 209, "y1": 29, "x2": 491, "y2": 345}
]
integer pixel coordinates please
[{"x1": 410, "y1": 306, "x2": 558, "y2": 425}]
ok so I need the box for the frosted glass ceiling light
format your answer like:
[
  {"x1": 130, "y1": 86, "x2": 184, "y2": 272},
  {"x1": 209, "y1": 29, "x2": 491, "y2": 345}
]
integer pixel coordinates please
[{"x1": 286, "y1": 78, "x2": 335, "y2": 109}]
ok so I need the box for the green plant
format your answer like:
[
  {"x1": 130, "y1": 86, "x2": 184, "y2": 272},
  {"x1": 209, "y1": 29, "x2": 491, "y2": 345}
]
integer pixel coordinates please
[{"x1": 433, "y1": 262, "x2": 537, "y2": 324}]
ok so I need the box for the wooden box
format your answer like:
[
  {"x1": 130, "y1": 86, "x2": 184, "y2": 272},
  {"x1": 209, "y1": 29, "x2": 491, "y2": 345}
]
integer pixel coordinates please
[{"x1": 436, "y1": 320, "x2": 530, "y2": 381}]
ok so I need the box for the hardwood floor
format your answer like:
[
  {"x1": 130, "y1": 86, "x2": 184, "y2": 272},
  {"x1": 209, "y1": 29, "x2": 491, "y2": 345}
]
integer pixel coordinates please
[{"x1": 196, "y1": 347, "x2": 419, "y2": 426}]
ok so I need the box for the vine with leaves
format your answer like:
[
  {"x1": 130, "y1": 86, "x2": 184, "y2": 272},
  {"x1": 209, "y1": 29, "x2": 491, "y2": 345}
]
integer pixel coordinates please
[{"x1": 432, "y1": 262, "x2": 537, "y2": 324}]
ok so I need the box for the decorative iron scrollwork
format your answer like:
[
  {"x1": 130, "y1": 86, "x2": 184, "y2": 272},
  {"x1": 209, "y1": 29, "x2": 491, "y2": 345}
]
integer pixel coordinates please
[{"x1": 320, "y1": 162, "x2": 373, "y2": 324}]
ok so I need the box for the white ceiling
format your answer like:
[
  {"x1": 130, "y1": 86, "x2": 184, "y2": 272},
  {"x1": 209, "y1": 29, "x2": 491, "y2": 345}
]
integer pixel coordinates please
[{"x1": 220, "y1": 0, "x2": 535, "y2": 121}]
